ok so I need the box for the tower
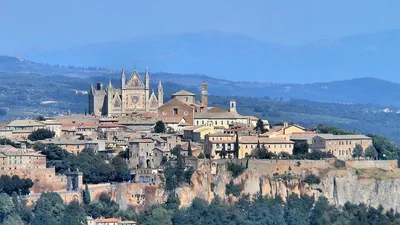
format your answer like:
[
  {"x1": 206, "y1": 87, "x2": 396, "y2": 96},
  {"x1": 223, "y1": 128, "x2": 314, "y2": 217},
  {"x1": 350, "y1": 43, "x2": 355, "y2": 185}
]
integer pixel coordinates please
[
  {"x1": 158, "y1": 81, "x2": 164, "y2": 106},
  {"x1": 121, "y1": 69, "x2": 126, "y2": 113},
  {"x1": 145, "y1": 67, "x2": 150, "y2": 111},
  {"x1": 230, "y1": 100, "x2": 237, "y2": 113},
  {"x1": 106, "y1": 79, "x2": 113, "y2": 115},
  {"x1": 201, "y1": 82, "x2": 208, "y2": 111}
]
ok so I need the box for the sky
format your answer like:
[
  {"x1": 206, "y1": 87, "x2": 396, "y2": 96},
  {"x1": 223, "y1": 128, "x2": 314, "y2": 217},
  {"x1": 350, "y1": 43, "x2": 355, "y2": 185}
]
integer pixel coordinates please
[{"x1": 1, "y1": 0, "x2": 400, "y2": 55}]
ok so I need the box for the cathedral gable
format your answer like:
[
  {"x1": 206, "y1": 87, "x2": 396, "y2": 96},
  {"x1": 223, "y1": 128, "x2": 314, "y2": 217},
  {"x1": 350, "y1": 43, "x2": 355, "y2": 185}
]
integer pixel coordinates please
[
  {"x1": 112, "y1": 94, "x2": 122, "y2": 108},
  {"x1": 126, "y1": 71, "x2": 144, "y2": 88},
  {"x1": 149, "y1": 92, "x2": 159, "y2": 108}
]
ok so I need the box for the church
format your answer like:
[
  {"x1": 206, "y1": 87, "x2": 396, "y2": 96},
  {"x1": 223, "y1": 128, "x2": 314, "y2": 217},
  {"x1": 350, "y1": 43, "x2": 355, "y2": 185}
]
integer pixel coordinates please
[{"x1": 88, "y1": 68, "x2": 163, "y2": 116}]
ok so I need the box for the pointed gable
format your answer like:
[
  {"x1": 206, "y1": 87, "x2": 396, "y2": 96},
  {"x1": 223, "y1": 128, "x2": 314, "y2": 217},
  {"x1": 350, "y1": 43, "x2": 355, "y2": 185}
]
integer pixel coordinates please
[
  {"x1": 126, "y1": 71, "x2": 144, "y2": 88},
  {"x1": 149, "y1": 91, "x2": 158, "y2": 108},
  {"x1": 112, "y1": 94, "x2": 122, "y2": 108}
]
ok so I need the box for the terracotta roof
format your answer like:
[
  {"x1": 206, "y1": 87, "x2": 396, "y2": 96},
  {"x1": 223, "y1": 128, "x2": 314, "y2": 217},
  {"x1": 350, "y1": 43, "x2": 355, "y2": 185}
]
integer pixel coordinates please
[
  {"x1": 96, "y1": 218, "x2": 120, "y2": 222},
  {"x1": 172, "y1": 90, "x2": 196, "y2": 96},
  {"x1": 130, "y1": 138, "x2": 154, "y2": 143}
]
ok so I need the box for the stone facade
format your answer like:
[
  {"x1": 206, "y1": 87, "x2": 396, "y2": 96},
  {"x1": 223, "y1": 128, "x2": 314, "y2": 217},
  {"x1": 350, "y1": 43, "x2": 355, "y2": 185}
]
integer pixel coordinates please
[{"x1": 89, "y1": 68, "x2": 163, "y2": 116}]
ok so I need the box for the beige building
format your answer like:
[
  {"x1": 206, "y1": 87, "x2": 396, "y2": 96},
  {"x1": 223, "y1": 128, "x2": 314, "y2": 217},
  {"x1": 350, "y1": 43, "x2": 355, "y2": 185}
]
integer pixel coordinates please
[
  {"x1": 194, "y1": 100, "x2": 251, "y2": 128},
  {"x1": 89, "y1": 68, "x2": 163, "y2": 116},
  {"x1": 87, "y1": 217, "x2": 136, "y2": 225},
  {"x1": 6, "y1": 120, "x2": 45, "y2": 140},
  {"x1": 239, "y1": 136, "x2": 294, "y2": 158},
  {"x1": 0, "y1": 145, "x2": 46, "y2": 171},
  {"x1": 183, "y1": 121, "x2": 224, "y2": 142},
  {"x1": 204, "y1": 133, "x2": 294, "y2": 159},
  {"x1": 310, "y1": 134, "x2": 373, "y2": 160}
]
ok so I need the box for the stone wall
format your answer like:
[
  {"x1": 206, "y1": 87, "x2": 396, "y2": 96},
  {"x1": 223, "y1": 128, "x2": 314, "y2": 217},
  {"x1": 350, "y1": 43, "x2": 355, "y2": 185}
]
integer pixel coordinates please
[{"x1": 345, "y1": 160, "x2": 397, "y2": 170}]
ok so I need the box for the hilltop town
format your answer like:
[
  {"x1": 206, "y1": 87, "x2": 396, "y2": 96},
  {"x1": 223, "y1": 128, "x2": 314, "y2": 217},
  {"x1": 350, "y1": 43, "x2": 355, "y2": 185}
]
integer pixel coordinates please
[{"x1": 1, "y1": 68, "x2": 400, "y2": 224}]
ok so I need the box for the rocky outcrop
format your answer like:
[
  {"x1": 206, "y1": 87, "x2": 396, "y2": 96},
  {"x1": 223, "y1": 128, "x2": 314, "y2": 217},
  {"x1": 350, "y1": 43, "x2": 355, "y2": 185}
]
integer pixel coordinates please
[{"x1": 175, "y1": 160, "x2": 400, "y2": 211}]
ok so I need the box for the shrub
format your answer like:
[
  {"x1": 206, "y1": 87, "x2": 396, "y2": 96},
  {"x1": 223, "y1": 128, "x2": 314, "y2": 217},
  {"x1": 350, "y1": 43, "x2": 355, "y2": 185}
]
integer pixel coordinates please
[
  {"x1": 334, "y1": 159, "x2": 346, "y2": 169},
  {"x1": 225, "y1": 180, "x2": 242, "y2": 197},
  {"x1": 227, "y1": 162, "x2": 246, "y2": 178},
  {"x1": 28, "y1": 128, "x2": 55, "y2": 141},
  {"x1": 304, "y1": 174, "x2": 321, "y2": 185}
]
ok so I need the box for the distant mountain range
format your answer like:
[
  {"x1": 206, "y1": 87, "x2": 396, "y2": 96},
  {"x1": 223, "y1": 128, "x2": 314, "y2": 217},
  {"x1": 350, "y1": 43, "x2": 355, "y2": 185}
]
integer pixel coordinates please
[
  {"x1": 1, "y1": 55, "x2": 400, "y2": 106},
  {"x1": 21, "y1": 29, "x2": 400, "y2": 84}
]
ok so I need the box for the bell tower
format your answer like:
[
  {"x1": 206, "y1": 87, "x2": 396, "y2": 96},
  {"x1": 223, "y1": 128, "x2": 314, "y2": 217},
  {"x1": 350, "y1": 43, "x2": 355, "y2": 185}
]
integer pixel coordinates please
[{"x1": 201, "y1": 82, "x2": 208, "y2": 112}]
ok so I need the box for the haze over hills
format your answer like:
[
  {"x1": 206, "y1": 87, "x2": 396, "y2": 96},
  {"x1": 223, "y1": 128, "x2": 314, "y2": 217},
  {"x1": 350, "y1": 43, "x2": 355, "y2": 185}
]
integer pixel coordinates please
[
  {"x1": 1, "y1": 55, "x2": 400, "y2": 106},
  {"x1": 22, "y1": 29, "x2": 400, "y2": 84}
]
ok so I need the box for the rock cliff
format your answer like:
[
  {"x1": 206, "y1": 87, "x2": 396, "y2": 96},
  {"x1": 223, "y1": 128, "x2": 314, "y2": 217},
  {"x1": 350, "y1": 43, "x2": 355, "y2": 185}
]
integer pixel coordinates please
[{"x1": 174, "y1": 160, "x2": 400, "y2": 211}]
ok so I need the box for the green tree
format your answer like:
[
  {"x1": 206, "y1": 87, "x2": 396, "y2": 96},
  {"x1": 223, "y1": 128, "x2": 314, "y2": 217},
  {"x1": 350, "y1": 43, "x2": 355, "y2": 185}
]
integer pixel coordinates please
[
  {"x1": 365, "y1": 145, "x2": 378, "y2": 160},
  {"x1": 87, "y1": 201, "x2": 103, "y2": 219},
  {"x1": 197, "y1": 152, "x2": 205, "y2": 159},
  {"x1": 164, "y1": 194, "x2": 181, "y2": 212},
  {"x1": 119, "y1": 205, "x2": 137, "y2": 221},
  {"x1": 187, "y1": 142, "x2": 193, "y2": 157},
  {"x1": 234, "y1": 132, "x2": 240, "y2": 158},
  {"x1": 310, "y1": 196, "x2": 330, "y2": 225},
  {"x1": 111, "y1": 156, "x2": 131, "y2": 182},
  {"x1": 32, "y1": 192, "x2": 65, "y2": 225},
  {"x1": 285, "y1": 194, "x2": 313, "y2": 225},
  {"x1": 140, "y1": 205, "x2": 173, "y2": 225},
  {"x1": 154, "y1": 121, "x2": 166, "y2": 133},
  {"x1": 28, "y1": 128, "x2": 55, "y2": 141},
  {"x1": 2, "y1": 214, "x2": 24, "y2": 225},
  {"x1": 60, "y1": 201, "x2": 87, "y2": 225},
  {"x1": 293, "y1": 141, "x2": 309, "y2": 155},
  {"x1": 352, "y1": 144, "x2": 364, "y2": 158},
  {"x1": 82, "y1": 184, "x2": 91, "y2": 205},
  {"x1": 0, "y1": 193, "x2": 14, "y2": 223},
  {"x1": 254, "y1": 119, "x2": 266, "y2": 134},
  {"x1": 304, "y1": 174, "x2": 321, "y2": 185}
]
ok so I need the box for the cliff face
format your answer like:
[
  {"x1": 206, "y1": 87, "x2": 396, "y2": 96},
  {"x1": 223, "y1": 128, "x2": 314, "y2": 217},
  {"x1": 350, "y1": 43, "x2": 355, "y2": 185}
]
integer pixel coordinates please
[{"x1": 175, "y1": 160, "x2": 400, "y2": 211}]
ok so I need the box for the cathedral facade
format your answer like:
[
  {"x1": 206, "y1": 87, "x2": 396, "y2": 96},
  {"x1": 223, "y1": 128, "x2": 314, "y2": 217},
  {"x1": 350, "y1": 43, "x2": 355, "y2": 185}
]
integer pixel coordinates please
[{"x1": 88, "y1": 68, "x2": 163, "y2": 116}]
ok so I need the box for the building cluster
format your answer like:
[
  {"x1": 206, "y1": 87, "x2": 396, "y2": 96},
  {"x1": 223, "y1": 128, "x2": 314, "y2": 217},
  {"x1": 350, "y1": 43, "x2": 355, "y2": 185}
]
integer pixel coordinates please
[{"x1": 0, "y1": 68, "x2": 374, "y2": 200}]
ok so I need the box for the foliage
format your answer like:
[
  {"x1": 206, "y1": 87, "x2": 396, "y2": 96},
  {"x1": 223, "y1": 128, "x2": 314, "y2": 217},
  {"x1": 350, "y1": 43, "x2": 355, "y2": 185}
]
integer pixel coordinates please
[
  {"x1": 163, "y1": 194, "x2": 181, "y2": 212},
  {"x1": 234, "y1": 132, "x2": 240, "y2": 158},
  {"x1": 119, "y1": 205, "x2": 137, "y2": 221},
  {"x1": 285, "y1": 194, "x2": 313, "y2": 225},
  {"x1": 334, "y1": 159, "x2": 346, "y2": 169},
  {"x1": 197, "y1": 152, "x2": 205, "y2": 159},
  {"x1": 304, "y1": 174, "x2": 321, "y2": 185},
  {"x1": 171, "y1": 145, "x2": 182, "y2": 156},
  {"x1": 164, "y1": 155, "x2": 194, "y2": 191},
  {"x1": 225, "y1": 180, "x2": 242, "y2": 197},
  {"x1": 32, "y1": 192, "x2": 65, "y2": 225},
  {"x1": 154, "y1": 120, "x2": 166, "y2": 133},
  {"x1": 82, "y1": 184, "x2": 91, "y2": 205},
  {"x1": 139, "y1": 205, "x2": 173, "y2": 225},
  {"x1": 254, "y1": 118, "x2": 266, "y2": 134},
  {"x1": 352, "y1": 144, "x2": 364, "y2": 158},
  {"x1": 316, "y1": 124, "x2": 357, "y2": 135},
  {"x1": 111, "y1": 156, "x2": 131, "y2": 182},
  {"x1": 251, "y1": 144, "x2": 276, "y2": 159},
  {"x1": 87, "y1": 193, "x2": 120, "y2": 219},
  {"x1": 28, "y1": 128, "x2": 55, "y2": 141},
  {"x1": 226, "y1": 162, "x2": 246, "y2": 178},
  {"x1": 0, "y1": 175, "x2": 34, "y2": 195},
  {"x1": 60, "y1": 201, "x2": 87, "y2": 225},
  {"x1": 118, "y1": 148, "x2": 129, "y2": 159},
  {"x1": 365, "y1": 145, "x2": 379, "y2": 159},
  {"x1": 187, "y1": 142, "x2": 193, "y2": 157},
  {"x1": 369, "y1": 134, "x2": 400, "y2": 160},
  {"x1": 293, "y1": 141, "x2": 309, "y2": 155}
]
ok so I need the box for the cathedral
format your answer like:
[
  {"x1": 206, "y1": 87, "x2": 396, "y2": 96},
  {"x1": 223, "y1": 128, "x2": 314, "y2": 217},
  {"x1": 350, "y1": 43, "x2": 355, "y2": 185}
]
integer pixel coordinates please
[{"x1": 88, "y1": 68, "x2": 163, "y2": 116}]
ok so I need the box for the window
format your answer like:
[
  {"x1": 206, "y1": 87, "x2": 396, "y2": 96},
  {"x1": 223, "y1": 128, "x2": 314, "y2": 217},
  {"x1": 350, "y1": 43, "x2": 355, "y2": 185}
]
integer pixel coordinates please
[
  {"x1": 173, "y1": 108, "x2": 178, "y2": 115},
  {"x1": 186, "y1": 97, "x2": 189, "y2": 102},
  {"x1": 197, "y1": 121, "x2": 199, "y2": 125}
]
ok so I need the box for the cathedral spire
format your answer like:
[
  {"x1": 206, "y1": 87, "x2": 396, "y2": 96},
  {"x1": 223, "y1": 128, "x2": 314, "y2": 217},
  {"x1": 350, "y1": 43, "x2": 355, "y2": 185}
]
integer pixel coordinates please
[
  {"x1": 121, "y1": 69, "x2": 126, "y2": 88},
  {"x1": 145, "y1": 67, "x2": 150, "y2": 90},
  {"x1": 158, "y1": 80, "x2": 164, "y2": 106},
  {"x1": 107, "y1": 79, "x2": 113, "y2": 91}
]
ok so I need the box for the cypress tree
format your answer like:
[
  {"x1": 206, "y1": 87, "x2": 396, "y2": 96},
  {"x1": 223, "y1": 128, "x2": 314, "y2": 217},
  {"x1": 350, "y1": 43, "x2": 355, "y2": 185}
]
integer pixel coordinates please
[
  {"x1": 82, "y1": 184, "x2": 91, "y2": 205},
  {"x1": 234, "y1": 132, "x2": 240, "y2": 158},
  {"x1": 187, "y1": 142, "x2": 193, "y2": 157}
]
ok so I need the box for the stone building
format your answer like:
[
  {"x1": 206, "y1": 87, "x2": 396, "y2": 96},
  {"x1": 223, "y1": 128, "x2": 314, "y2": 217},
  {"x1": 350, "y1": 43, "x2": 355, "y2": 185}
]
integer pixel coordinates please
[
  {"x1": 89, "y1": 68, "x2": 163, "y2": 116},
  {"x1": 310, "y1": 134, "x2": 373, "y2": 160}
]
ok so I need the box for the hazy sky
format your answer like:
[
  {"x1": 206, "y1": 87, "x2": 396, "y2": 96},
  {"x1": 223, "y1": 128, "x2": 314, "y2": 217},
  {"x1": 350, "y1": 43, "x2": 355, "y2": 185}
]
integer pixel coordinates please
[{"x1": 1, "y1": 0, "x2": 400, "y2": 55}]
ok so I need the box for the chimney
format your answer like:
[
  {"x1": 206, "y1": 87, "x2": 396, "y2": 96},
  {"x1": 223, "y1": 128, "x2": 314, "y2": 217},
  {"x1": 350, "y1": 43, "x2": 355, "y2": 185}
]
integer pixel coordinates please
[{"x1": 230, "y1": 100, "x2": 237, "y2": 113}]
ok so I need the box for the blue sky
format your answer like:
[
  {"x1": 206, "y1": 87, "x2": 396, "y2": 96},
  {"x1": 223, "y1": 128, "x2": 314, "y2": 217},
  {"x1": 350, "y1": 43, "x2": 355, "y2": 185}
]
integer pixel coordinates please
[{"x1": 1, "y1": 0, "x2": 400, "y2": 55}]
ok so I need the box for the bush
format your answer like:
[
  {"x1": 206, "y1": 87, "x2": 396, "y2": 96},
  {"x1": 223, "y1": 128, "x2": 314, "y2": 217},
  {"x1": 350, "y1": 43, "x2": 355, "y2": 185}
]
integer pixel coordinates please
[
  {"x1": 304, "y1": 174, "x2": 321, "y2": 185},
  {"x1": 227, "y1": 162, "x2": 246, "y2": 178},
  {"x1": 28, "y1": 128, "x2": 55, "y2": 141},
  {"x1": 225, "y1": 180, "x2": 242, "y2": 197},
  {"x1": 334, "y1": 159, "x2": 346, "y2": 169},
  {"x1": 197, "y1": 152, "x2": 206, "y2": 159}
]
